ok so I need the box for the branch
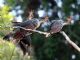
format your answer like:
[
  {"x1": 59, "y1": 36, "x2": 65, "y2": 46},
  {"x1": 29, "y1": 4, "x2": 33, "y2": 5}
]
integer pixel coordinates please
[
  {"x1": 13, "y1": 26, "x2": 50, "y2": 36},
  {"x1": 60, "y1": 31, "x2": 80, "y2": 52}
]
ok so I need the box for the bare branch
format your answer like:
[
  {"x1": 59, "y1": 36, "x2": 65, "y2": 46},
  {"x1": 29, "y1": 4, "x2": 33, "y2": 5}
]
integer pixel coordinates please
[
  {"x1": 60, "y1": 31, "x2": 80, "y2": 52},
  {"x1": 13, "y1": 26, "x2": 50, "y2": 36}
]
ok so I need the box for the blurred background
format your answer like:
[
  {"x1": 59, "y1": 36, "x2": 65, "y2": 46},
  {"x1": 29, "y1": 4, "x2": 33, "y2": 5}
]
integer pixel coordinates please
[{"x1": 0, "y1": 0, "x2": 80, "y2": 60}]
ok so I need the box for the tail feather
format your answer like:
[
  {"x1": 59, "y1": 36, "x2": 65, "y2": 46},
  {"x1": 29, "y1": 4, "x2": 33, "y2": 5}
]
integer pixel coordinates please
[
  {"x1": 18, "y1": 36, "x2": 31, "y2": 55},
  {"x1": 3, "y1": 34, "x2": 12, "y2": 41}
]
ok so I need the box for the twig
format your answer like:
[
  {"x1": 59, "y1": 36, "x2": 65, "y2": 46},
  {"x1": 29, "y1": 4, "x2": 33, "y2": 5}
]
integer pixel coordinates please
[
  {"x1": 60, "y1": 31, "x2": 80, "y2": 52},
  {"x1": 13, "y1": 26, "x2": 50, "y2": 36}
]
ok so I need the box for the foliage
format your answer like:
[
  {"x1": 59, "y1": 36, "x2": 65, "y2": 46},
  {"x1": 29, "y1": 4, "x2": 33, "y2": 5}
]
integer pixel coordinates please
[
  {"x1": 0, "y1": 5, "x2": 13, "y2": 37},
  {"x1": 0, "y1": 38, "x2": 33, "y2": 60},
  {"x1": 5, "y1": 0, "x2": 16, "y2": 8}
]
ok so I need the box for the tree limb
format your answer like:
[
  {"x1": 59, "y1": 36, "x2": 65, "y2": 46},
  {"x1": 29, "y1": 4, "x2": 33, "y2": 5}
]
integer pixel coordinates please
[
  {"x1": 9, "y1": 26, "x2": 80, "y2": 52},
  {"x1": 13, "y1": 26, "x2": 50, "y2": 36},
  {"x1": 60, "y1": 31, "x2": 80, "y2": 52}
]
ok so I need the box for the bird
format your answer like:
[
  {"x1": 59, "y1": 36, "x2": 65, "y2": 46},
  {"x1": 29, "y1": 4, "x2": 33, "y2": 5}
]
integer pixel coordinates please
[
  {"x1": 45, "y1": 17, "x2": 72, "y2": 37},
  {"x1": 3, "y1": 10, "x2": 40, "y2": 55},
  {"x1": 3, "y1": 15, "x2": 50, "y2": 56},
  {"x1": 50, "y1": 20, "x2": 64, "y2": 34}
]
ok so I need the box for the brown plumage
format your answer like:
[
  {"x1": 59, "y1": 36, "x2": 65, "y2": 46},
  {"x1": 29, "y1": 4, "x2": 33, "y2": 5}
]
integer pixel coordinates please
[{"x1": 50, "y1": 20, "x2": 64, "y2": 34}]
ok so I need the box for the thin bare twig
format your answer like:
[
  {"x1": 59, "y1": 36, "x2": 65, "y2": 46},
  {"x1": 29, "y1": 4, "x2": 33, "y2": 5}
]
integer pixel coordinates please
[
  {"x1": 60, "y1": 31, "x2": 80, "y2": 52},
  {"x1": 13, "y1": 26, "x2": 50, "y2": 37}
]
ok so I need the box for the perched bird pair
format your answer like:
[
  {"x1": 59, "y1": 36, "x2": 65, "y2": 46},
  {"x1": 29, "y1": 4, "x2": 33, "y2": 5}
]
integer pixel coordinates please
[{"x1": 3, "y1": 11, "x2": 72, "y2": 55}]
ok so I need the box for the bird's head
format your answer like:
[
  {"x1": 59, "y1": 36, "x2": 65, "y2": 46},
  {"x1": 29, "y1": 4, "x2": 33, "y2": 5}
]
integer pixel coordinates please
[
  {"x1": 44, "y1": 16, "x2": 49, "y2": 21},
  {"x1": 28, "y1": 10, "x2": 34, "y2": 20},
  {"x1": 41, "y1": 16, "x2": 49, "y2": 23}
]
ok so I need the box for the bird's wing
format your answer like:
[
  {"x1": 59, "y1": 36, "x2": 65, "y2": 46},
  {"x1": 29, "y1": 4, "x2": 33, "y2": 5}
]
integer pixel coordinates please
[{"x1": 50, "y1": 20, "x2": 64, "y2": 34}]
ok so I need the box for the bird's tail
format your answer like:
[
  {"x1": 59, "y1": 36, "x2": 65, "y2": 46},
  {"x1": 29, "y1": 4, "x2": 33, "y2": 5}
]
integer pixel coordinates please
[
  {"x1": 3, "y1": 33, "x2": 13, "y2": 41},
  {"x1": 18, "y1": 36, "x2": 31, "y2": 56}
]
